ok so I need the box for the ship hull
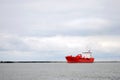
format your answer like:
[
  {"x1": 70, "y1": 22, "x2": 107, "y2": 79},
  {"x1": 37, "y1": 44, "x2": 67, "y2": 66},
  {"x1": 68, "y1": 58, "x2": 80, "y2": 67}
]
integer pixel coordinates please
[{"x1": 65, "y1": 56, "x2": 94, "y2": 63}]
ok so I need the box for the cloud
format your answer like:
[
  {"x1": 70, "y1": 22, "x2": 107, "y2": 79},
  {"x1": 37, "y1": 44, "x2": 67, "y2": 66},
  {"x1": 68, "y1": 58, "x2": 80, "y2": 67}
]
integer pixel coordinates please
[
  {"x1": 0, "y1": 0, "x2": 120, "y2": 61},
  {"x1": 18, "y1": 0, "x2": 101, "y2": 12},
  {"x1": 0, "y1": 33, "x2": 120, "y2": 60},
  {"x1": 61, "y1": 18, "x2": 110, "y2": 30},
  {"x1": 0, "y1": 0, "x2": 119, "y2": 37},
  {"x1": 23, "y1": 35, "x2": 120, "y2": 53},
  {"x1": 0, "y1": 33, "x2": 30, "y2": 51}
]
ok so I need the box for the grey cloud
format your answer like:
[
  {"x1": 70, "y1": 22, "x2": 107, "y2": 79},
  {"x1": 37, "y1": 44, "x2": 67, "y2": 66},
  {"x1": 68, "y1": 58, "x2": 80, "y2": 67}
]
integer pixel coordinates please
[
  {"x1": 0, "y1": 0, "x2": 120, "y2": 61},
  {"x1": 0, "y1": 0, "x2": 120, "y2": 37},
  {"x1": 0, "y1": 35, "x2": 30, "y2": 51}
]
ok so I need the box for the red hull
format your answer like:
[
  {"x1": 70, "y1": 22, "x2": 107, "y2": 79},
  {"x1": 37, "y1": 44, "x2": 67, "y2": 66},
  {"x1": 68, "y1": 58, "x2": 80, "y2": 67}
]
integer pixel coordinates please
[{"x1": 65, "y1": 54, "x2": 94, "y2": 63}]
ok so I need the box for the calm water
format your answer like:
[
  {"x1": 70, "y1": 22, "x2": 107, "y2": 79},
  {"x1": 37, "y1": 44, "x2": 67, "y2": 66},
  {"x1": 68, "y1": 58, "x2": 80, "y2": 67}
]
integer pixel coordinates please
[{"x1": 0, "y1": 63, "x2": 120, "y2": 80}]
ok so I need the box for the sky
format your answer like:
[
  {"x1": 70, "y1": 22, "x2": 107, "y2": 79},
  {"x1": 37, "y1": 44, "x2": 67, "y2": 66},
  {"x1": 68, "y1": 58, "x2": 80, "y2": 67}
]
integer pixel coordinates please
[{"x1": 0, "y1": 0, "x2": 120, "y2": 61}]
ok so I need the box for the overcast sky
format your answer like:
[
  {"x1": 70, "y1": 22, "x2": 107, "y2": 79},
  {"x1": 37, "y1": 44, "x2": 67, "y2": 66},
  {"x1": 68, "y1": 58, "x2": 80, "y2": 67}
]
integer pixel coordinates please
[{"x1": 0, "y1": 0, "x2": 120, "y2": 61}]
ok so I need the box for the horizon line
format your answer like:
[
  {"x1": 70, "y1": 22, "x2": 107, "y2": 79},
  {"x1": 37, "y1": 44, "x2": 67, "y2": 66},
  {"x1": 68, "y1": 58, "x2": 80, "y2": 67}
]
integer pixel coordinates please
[{"x1": 0, "y1": 61, "x2": 120, "y2": 63}]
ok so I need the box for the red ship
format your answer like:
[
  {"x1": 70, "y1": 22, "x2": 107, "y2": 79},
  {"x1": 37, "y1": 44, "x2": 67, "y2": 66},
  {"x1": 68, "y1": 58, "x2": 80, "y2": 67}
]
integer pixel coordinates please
[{"x1": 65, "y1": 50, "x2": 94, "y2": 63}]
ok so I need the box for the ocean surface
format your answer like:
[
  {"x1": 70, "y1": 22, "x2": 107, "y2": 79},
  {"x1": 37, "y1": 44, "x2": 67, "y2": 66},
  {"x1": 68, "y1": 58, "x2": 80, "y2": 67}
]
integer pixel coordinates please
[{"x1": 0, "y1": 63, "x2": 120, "y2": 80}]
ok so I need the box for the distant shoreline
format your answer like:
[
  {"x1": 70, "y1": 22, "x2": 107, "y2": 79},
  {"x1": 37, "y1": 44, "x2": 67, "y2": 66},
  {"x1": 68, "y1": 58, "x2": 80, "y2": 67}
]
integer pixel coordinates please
[
  {"x1": 0, "y1": 61, "x2": 120, "y2": 63},
  {"x1": 0, "y1": 61, "x2": 66, "y2": 63}
]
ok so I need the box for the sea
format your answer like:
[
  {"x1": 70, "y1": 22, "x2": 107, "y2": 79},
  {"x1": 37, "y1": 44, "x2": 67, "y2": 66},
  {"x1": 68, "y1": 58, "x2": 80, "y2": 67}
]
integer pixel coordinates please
[{"x1": 0, "y1": 63, "x2": 120, "y2": 80}]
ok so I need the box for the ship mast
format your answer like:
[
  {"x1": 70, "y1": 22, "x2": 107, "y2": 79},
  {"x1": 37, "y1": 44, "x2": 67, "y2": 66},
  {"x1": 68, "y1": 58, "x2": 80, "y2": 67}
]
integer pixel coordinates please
[{"x1": 82, "y1": 50, "x2": 92, "y2": 58}]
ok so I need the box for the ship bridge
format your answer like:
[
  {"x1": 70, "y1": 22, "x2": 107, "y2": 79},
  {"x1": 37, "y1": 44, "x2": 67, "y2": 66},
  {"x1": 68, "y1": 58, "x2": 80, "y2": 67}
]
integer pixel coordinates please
[{"x1": 82, "y1": 50, "x2": 92, "y2": 58}]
